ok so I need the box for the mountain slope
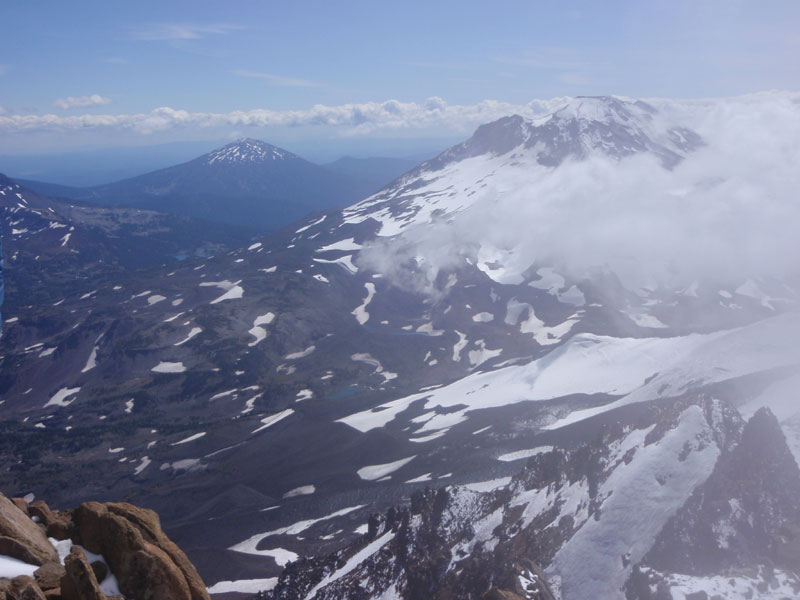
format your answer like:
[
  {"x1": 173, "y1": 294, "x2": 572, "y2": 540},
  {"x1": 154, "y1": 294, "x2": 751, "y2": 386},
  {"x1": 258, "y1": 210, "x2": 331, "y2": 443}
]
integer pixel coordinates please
[
  {"x1": 0, "y1": 173, "x2": 252, "y2": 314},
  {"x1": 322, "y1": 156, "x2": 419, "y2": 195},
  {"x1": 22, "y1": 139, "x2": 376, "y2": 230},
  {"x1": 1, "y1": 95, "x2": 798, "y2": 598},
  {"x1": 268, "y1": 399, "x2": 800, "y2": 600}
]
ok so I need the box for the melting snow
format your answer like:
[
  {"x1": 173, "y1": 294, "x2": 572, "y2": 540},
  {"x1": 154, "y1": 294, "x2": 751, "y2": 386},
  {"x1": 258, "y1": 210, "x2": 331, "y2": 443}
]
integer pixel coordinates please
[
  {"x1": 207, "y1": 579, "x2": 278, "y2": 594},
  {"x1": 463, "y1": 477, "x2": 513, "y2": 493},
  {"x1": 352, "y1": 282, "x2": 376, "y2": 325},
  {"x1": 338, "y1": 331, "x2": 711, "y2": 433},
  {"x1": 351, "y1": 353, "x2": 397, "y2": 382},
  {"x1": 0, "y1": 555, "x2": 37, "y2": 579},
  {"x1": 317, "y1": 238, "x2": 362, "y2": 252},
  {"x1": 172, "y1": 432, "x2": 206, "y2": 445},
  {"x1": 252, "y1": 408, "x2": 294, "y2": 434},
  {"x1": 134, "y1": 456, "x2": 151, "y2": 475},
  {"x1": 546, "y1": 405, "x2": 722, "y2": 600},
  {"x1": 248, "y1": 312, "x2": 275, "y2": 346},
  {"x1": 175, "y1": 327, "x2": 202, "y2": 346},
  {"x1": 283, "y1": 485, "x2": 315, "y2": 498},
  {"x1": 151, "y1": 361, "x2": 186, "y2": 374},
  {"x1": 285, "y1": 345, "x2": 315, "y2": 360},
  {"x1": 80, "y1": 346, "x2": 98, "y2": 372},
  {"x1": 313, "y1": 254, "x2": 358, "y2": 273},
  {"x1": 295, "y1": 214, "x2": 327, "y2": 233},
  {"x1": 497, "y1": 446, "x2": 554, "y2": 462},
  {"x1": 44, "y1": 387, "x2": 81, "y2": 408},
  {"x1": 358, "y1": 456, "x2": 416, "y2": 481},
  {"x1": 200, "y1": 280, "x2": 244, "y2": 303},
  {"x1": 303, "y1": 531, "x2": 396, "y2": 600}
]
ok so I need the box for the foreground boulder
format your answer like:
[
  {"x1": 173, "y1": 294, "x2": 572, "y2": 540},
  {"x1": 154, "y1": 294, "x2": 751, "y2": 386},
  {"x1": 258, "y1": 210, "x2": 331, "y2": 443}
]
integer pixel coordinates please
[
  {"x1": 61, "y1": 548, "x2": 104, "y2": 600},
  {"x1": 0, "y1": 495, "x2": 59, "y2": 566},
  {"x1": 1, "y1": 493, "x2": 209, "y2": 600}
]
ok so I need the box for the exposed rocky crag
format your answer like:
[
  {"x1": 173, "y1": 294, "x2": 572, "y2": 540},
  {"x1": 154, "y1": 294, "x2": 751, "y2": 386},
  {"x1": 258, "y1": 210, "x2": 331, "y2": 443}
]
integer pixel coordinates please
[
  {"x1": 267, "y1": 397, "x2": 800, "y2": 599},
  {"x1": 0, "y1": 491, "x2": 208, "y2": 600}
]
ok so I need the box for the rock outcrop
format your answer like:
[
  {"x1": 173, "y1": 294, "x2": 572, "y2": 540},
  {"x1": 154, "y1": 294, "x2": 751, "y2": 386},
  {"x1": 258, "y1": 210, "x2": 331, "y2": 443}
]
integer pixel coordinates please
[
  {"x1": 0, "y1": 495, "x2": 59, "y2": 567},
  {"x1": 0, "y1": 493, "x2": 209, "y2": 600}
]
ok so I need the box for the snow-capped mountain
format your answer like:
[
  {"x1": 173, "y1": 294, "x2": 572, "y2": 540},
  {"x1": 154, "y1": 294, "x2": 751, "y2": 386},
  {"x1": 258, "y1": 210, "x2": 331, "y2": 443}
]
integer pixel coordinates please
[
  {"x1": 205, "y1": 138, "x2": 297, "y2": 165},
  {"x1": 20, "y1": 139, "x2": 373, "y2": 230},
  {"x1": 341, "y1": 96, "x2": 702, "y2": 260},
  {"x1": 1, "y1": 95, "x2": 799, "y2": 599},
  {"x1": 426, "y1": 95, "x2": 702, "y2": 171}
]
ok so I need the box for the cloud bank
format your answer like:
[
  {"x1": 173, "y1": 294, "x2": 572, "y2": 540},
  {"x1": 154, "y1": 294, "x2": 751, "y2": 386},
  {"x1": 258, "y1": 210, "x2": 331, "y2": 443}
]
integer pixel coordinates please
[
  {"x1": 358, "y1": 92, "x2": 800, "y2": 293},
  {"x1": 0, "y1": 97, "x2": 572, "y2": 137}
]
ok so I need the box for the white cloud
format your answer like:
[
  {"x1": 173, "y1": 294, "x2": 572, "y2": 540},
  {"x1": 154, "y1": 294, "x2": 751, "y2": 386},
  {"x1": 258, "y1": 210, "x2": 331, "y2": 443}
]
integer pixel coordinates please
[
  {"x1": 53, "y1": 94, "x2": 112, "y2": 110},
  {"x1": 234, "y1": 70, "x2": 321, "y2": 88},
  {"x1": 358, "y1": 92, "x2": 800, "y2": 292},
  {"x1": 0, "y1": 97, "x2": 571, "y2": 136},
  {"x1": 132, "y1": 23, "x2": 243, "y2": 41}
]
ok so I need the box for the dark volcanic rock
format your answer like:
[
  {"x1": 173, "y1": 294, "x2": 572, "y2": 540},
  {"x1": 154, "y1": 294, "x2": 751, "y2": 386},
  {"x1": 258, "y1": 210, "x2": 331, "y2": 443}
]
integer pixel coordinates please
[{"x1": 642, "y1": 408, "x2": 800, "y2": 575}]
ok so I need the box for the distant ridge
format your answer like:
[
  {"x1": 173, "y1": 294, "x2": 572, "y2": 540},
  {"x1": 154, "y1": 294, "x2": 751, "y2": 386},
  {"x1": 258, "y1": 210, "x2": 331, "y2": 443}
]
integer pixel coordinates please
[{"x1": 15, "y1": 139, "x2": 383, "y2": 230}]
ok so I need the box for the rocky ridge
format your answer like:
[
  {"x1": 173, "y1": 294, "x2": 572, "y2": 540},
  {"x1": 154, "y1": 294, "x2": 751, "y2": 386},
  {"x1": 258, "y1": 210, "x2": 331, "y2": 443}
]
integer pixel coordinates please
[{"x1": 267, "y1": 397, "x2": 800, "y2": 599}]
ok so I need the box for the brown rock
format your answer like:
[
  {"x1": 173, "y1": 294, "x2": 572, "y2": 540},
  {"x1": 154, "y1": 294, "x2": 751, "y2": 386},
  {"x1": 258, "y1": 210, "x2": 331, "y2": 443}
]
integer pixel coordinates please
[
  {"x1": 45, "y1": 516, "x2": 73, "y2": 542},
  {"x1": 10, "y1": 499, "x2": 29, "y2": 516},
  {"x1": 43, "y1": 589, "x2": 62, "y2": 600},
  {"x1": 0, "y1": 536, "x2": 43, "y2": 566},
  {"x1": 60, "y1": 547, "x2": 105, "y2": 600},
  {"x1": 34, "y1": 562, "x2": 67, "y2": 591},
  {"x1": 107, "y1": 503, "x2": 209, "y2": 600},
  {"x1": 28, "y1": 503, "x2": 56, "y2": 529},
  {"x1": 0, "y1": 494, "x2": 59, "y2": 566},
  {"x1": 71, "y1": 503, "x2": 200, "y2": 600},
  {"x1": 7, "y1": 577, "x2": 47, "y2": 600}
]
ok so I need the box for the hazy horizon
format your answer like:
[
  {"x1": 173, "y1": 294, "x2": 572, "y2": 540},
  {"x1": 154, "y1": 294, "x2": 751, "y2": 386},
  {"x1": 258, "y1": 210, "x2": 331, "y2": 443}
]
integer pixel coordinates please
[{"x1": 2, "y1": 0, "x2": 798, "y2": 158}]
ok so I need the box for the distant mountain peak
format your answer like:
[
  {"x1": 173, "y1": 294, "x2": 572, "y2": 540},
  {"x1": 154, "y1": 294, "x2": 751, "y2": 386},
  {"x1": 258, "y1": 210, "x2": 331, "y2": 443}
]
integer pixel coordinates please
[
  {"x1": 530, "y1": 95, "x2": 703, "y2": 167},
  {"x1": 205, "y1": 138, "x2": 297, "y2": 165},
  {"x1": 549, "y1": 95, "x2": 656, "y2": 123},
  {"x1": 432, "y1": 95, "x2": 702, "y2": 170}
]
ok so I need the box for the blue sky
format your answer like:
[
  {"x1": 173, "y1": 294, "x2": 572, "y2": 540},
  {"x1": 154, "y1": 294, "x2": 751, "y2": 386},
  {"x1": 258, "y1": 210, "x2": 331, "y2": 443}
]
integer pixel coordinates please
[{"x1": 1, "y1": 0, "x2": 798, "y2": 159}]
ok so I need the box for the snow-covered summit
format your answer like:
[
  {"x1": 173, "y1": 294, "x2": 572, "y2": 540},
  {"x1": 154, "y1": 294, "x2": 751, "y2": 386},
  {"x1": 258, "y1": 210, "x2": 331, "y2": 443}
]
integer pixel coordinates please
[
  {"x1": 433, "y1": 95, "x2": 703, "y2": 170},
  {"x1": 343, "y1": 96, "x2": 704, "y2": 240},
  {"x1": 205, "y1": 138, "x2": 297, "y2": 165}
]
